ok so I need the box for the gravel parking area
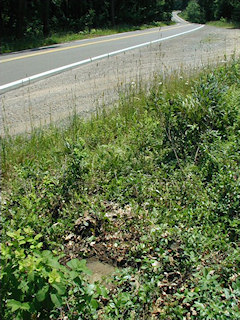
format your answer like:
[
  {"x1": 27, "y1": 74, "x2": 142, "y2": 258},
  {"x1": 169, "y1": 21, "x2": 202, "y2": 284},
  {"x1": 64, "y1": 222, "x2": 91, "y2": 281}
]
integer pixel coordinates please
[{"x1": 1, "y1": 25, "x2": 239, "y2": 135}]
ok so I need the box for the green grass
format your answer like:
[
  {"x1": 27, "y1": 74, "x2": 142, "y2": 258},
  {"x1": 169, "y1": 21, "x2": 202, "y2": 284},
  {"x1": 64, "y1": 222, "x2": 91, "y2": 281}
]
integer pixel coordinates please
[
  {"x1": 1, "y1": 21, "x2": 173, "y2": 54},
  {"x1": 1, "y1": 58, "x2": 240, "y2": 319},
  {"x1": 207, "y1": 19, "x2": 240, "y2": 29}
]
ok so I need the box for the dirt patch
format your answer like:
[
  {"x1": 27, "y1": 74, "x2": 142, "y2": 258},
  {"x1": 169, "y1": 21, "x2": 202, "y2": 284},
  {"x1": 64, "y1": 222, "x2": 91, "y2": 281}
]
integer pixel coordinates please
[
  {"x1": 86, "y1": 257, "x2": 116, "y2": 283},
  {"x1": 1, "y1": 25, "x2": 240, "y2": 135},
  {"x1": 64, "y1": 202, "x2": 150, "y2": 268}
]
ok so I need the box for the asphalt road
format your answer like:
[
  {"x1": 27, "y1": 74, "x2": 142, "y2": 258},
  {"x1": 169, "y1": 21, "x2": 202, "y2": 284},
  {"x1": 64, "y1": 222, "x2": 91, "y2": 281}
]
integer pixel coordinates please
[{"x1": 0, "y1": 12, "x2": 203, "y2": 91}]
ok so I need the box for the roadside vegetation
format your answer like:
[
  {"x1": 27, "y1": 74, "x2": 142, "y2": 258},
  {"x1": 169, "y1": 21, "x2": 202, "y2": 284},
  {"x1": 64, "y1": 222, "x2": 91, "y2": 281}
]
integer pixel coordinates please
[
  {"x1": 0, "y1": 0, "x2": 173, "y2": 54},
  {"x1": 179, "y1": 0, "x2": 240, "y2": 26},
  {"x1": 1, "y1": 21, "x2": 173, "y2": 54},
  {"x1": 207, "y1": 18, "x2": 240, "y2": 29},
  {"x1": 1, "y1": 57, "x2": 240, "y2": 319}
]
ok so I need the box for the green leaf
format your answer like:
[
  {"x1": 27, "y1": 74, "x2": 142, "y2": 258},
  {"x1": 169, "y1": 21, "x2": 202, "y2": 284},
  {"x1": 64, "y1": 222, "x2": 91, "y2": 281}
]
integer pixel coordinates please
[
  {"x1": 67, "y1": 258, "x2": 85, "y2": 270},
  {"x1": 86, "y1": 284, "x2": 95, "y2": 296},
  {"x1": 69, "y1": 270, "x2": 79, "y2": 280},
  {"x1": 194, "y1": 301, "x2": 205, "y2": 310},
  {"x1": 28, "y1": 271, "x2": 35, "y2": 282},
  {"x1": 42, "y1": 250, "x2": 52, "y2": 259},
  {"x1": 42, "y1": 250, "x2": 62, "y2": 269},
  {"x1": 67, "y1": 259, "x2": 91, "y2": 274},
  {"x1": 7, "y1": 300, "x2": 22, "y2": 312},
  {"x1": 7, "y1": 300, "x2": 30, "y2": 312},
  {"x1": 34, "y1": 234, "x2": 42, "y2": 241},
  {"x1": 52, "y1": 283, "x2": 66, "y2": 296},
  {"x1": 50, "y1": 293, "x2": 62, "y2": 308},
  {"x1": 23, "y1": 227, "x2": 34, "y2": 235},
  {"x1": 48, "y1": 269, "x2": 62, "y2": 283},
  {"x1": 36, "y1": 285, "x2": 49, "y2": 302},
  {"x1": 99, "y1": 286, "x2": 108, "y2": 298},
  {"x1": 47, "y1": 257, "x2": 62, "y2": 269},
  {"x1": 6, "y1": 231, "x2": 17, "y2": 239},
  {"x1": 36, "y1": 242, "x2": 43, "y2": 249},
  {"x1": 21, "y1": 302, "x2": 31, "y2": 311},
  {"x1": 90, "y1": 298, "x2": 99, "y2": 309}
]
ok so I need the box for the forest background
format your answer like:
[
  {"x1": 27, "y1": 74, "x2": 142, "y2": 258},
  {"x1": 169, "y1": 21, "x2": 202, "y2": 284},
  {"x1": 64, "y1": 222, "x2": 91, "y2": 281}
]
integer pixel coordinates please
[{"x1": 1, "y1": 0, "x2": 239, "y2": 42}]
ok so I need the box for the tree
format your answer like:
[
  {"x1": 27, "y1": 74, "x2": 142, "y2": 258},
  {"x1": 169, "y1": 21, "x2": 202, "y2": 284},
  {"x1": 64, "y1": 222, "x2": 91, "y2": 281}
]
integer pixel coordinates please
[
  {"x1": 111, "y1": 0, "x2": 115, "y2": 25},
  {"x1": 214, "y1": 0, "x2": 233, "y2": 20},
  {"x1": 174, "y1": 0, "x2": 190, "y2": 9},
  {"x1": 231, "y1": 0, "x2": 240, "y2": 21},
  {"x1": 1, "y1": 0, "x2": 175, "y2": 40},
  {"x1": 184, "y1": 0, "x2": 205, "y2": 23},
  {"x1": 16, "y1": 0, "x2": 25, "y2": 38},
  {"x1": 42, "y1": 0, "x2": 50, "y2": 36},
  {"x1": 198, "y1": 0, "x2": 214, "y2": 21}
]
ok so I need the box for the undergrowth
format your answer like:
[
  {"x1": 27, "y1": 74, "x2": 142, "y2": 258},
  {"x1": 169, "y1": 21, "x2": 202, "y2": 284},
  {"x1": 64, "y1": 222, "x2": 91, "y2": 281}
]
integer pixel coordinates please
[{"x1": 1, "y1": 58, "x2": 240, "y2": 319}]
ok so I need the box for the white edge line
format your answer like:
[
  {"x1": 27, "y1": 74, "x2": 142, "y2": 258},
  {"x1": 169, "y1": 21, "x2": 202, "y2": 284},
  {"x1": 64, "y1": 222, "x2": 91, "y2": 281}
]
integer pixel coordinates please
[{"x1": 0, "y1": 25, "x2": 204, "y2": 95}]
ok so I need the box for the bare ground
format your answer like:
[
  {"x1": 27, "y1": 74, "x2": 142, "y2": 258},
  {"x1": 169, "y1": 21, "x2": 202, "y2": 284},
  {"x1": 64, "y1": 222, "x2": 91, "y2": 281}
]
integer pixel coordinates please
[{"x1": 1, "y1": 25, "x2": 239, "y2": 136}]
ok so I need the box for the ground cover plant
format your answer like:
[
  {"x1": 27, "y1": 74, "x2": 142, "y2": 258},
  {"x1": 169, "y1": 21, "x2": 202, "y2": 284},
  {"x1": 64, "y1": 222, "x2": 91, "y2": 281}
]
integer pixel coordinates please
[{"x1": 1, "y1": 58, "x2": 240, "y2": 319}]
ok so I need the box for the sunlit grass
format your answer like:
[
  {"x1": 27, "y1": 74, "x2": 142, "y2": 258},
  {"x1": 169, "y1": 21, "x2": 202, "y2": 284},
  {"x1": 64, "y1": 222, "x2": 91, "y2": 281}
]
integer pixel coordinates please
[{"x1": 207, "y1": 20, "x2": 240, "y2": 29}]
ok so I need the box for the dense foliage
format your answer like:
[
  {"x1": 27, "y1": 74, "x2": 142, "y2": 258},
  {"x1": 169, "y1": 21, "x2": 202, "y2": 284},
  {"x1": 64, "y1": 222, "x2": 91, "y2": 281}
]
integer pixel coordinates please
[
  {"x1": 0, "y1": 0, "x2": 174, "y2": 39},
  {"x1": 1, "y1": 229, "x2": 103, "y2": 319},
  {"x1": 1, "y1": 59, "x2": 240, "y2": 319},
  {"x1": 182, "y1": 0, "x2": 240, "y2": 23}
]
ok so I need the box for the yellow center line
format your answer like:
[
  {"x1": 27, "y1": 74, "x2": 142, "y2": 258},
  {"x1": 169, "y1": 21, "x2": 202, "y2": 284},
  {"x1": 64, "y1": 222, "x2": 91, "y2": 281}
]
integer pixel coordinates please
[{"x1": 0, "y1": 24, "x2": 189, "y2": 64}]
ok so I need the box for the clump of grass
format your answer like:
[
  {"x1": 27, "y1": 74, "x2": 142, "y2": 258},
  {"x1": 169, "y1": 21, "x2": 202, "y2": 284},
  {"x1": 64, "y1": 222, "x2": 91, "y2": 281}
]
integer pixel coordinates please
[{"x1": 1, "y1": 58, "x2": 240, "y2": 319}]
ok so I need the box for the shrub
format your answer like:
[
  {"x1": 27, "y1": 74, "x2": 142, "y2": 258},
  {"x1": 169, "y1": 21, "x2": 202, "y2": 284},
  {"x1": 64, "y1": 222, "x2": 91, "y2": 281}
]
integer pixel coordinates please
[
  {"x1": 184, "y1": 0, "x2": 205, "y2": 23},
  {"x1": 1, "y1": 228, "x2": 101, "y2": 320}
]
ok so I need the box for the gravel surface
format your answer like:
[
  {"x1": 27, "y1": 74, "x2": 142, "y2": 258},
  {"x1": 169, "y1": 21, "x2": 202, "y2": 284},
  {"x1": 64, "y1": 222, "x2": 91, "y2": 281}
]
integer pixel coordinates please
[{"x1": 1, "y1": 25, "x2": 239, "y2": 136}]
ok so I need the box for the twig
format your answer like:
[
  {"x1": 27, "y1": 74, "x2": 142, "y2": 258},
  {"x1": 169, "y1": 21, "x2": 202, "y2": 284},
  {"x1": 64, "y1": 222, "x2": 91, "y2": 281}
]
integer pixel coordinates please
[
  {"x1": 166, "y1": 127, "x2": 184, "y2": 173},
  {"x1": 194, "y1": 146, "x2": 200, "y2": 163}
]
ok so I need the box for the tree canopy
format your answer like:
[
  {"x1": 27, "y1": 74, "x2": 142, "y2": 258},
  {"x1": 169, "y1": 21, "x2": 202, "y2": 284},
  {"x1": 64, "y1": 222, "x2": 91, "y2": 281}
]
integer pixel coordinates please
[
  {"x1": 181, "y1": 0, "x2": 240, "y2": 23},
  {"x1": 1, "y1": 0, "x2": 174, "y2": 39}
]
